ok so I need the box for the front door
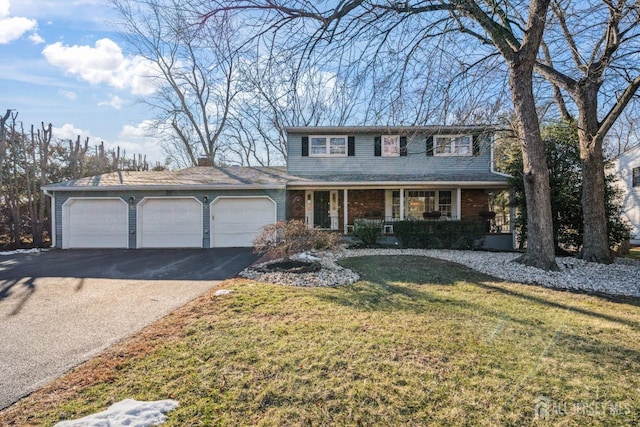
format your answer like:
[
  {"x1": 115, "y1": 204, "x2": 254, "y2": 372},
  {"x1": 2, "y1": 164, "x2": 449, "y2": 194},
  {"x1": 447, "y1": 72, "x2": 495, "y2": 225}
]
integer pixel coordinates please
[{"x1": 313, "y1": 191, "x2": 331, "y2": 229}]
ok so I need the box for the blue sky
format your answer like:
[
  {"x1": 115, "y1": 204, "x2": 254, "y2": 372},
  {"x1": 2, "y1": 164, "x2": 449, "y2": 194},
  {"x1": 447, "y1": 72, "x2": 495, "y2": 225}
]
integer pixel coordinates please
[{"x1": 0, "y1": 0, "x2": 165, "y2": 164}]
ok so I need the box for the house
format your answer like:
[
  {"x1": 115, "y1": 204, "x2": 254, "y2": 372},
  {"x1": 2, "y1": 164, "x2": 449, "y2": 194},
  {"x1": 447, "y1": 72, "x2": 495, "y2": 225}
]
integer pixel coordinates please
[
  {"x1": 43, "y1": 125, "x2": 512, "y2": 249},
  {"x1": 613, "y1": 144, "x2": 640, "y2": 245}
]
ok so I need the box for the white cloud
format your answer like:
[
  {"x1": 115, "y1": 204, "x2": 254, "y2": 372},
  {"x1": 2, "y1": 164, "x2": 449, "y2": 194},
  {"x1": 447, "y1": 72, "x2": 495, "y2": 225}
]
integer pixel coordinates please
[
  {"x1": 116, "y1": 120, "x2": 165, "y2": 163},
  {"x1": 42, "y1": 38, "x2": 159, "y2": 95},
  {"x1": 0, "y1": 0, "x2": 9, "y2": 17},
  {"x1": 0, "y1": 0, "x2": 40, "y2": 44},
  {"x1": 0, "y1": 16, "x2": 37, "y2": 44},
  {"x1": 53, "y1": 121, "x2": 165, "y2": 164},
  {"x1": 59, "y1": 89, "x2": 77, "y2": 101},
  {"x1": 28, "y1": 32, "x2": 44, "y2": 44},
  {"x1": 98, "y1": 94, "x2": 123, "y2": 110},
  {"x1": 53, "y1": 123, "x2": 98, "y2": 142}
]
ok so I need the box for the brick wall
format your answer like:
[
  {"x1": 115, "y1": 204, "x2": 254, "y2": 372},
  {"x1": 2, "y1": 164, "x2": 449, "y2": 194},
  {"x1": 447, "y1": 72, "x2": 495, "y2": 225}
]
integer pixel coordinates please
[
  {"x1": 347, "y1": 190, "x2": 385, "y2": 223},
  {"x1": 460, "y1": 189, "x2": 490, "y2": 220}
]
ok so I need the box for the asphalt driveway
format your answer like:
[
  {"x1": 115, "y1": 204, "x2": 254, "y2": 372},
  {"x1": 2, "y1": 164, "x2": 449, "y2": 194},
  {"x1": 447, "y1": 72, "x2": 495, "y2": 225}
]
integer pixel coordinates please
[{"x1": 0, "y1": 248, "x2": 259, "y2": 410}]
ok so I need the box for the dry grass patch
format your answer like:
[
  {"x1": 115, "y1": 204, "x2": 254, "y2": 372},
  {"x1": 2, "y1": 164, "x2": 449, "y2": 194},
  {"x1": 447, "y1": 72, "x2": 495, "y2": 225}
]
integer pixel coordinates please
[{"x1": 1, "y1": 255, "x2": 639, "y2": 426}]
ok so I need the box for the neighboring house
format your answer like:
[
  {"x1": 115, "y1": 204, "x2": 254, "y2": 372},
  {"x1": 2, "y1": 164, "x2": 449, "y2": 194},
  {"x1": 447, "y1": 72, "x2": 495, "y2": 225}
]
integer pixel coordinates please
[
  {"x1": 613, "y1": 144, "x2": 640, "y2": 245},
  {"x1": 43, "y1": 125, "x2": 511, "y2": 249}
]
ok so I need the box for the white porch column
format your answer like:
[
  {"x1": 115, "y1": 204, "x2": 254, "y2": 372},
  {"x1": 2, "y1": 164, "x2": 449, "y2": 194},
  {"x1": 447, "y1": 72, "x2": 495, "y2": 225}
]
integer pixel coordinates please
[
  {"x1": 399, "y1": 188, "x2": 405, "y2": 220},
  {"x1": 304, "y1": 190, "x2": 313, "y2": 228},
  {"x1": 343, "y1": 189, "x2": 349, "y2": 234},
  {"x1": 456, "y1": 188, "x2": 462, "y2": 220}
]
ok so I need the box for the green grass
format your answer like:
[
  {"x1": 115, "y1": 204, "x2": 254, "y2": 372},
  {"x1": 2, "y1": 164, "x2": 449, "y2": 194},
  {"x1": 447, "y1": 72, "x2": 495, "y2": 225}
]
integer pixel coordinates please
[
  {"x1": 2, "y1": 256, "x2": 640, "y2": 426},
  {"x1": 626, "y1": 247, "x2": 640, "y2": 260}
]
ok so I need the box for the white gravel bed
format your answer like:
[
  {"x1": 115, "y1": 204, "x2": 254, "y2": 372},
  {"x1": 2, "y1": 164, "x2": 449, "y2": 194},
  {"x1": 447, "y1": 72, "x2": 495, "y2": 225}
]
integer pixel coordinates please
[
  {"x1": 238, "y1": 253, "x2": 360, "y2": 287},
  {"x1": 240, "y1": 249, "x2": 640, "y2": 298}
]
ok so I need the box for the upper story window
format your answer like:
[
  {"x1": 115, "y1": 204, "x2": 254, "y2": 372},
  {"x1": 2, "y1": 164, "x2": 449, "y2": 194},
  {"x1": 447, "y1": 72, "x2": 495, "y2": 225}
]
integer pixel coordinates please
[
  {"x1": 633, "y1": 166, "x2": 640, "y2": 187},
  {"x1": 382, "y1": 135, "x2": 400, "y2": 157},
  {"x1": 310, "y1": 135, "x2": 347, "y2": 157},
  {"x1": 434, "y1": 135, "x2": 472, "y2": 156}
]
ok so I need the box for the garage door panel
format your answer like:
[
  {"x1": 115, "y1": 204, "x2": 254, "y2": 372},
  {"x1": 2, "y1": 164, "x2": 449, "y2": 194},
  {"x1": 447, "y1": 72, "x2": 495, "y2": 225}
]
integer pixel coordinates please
[
  {"x1": 64, "y1": 199, "x2": 128, "y2": 249},
  {"x1": 138, "y1": 198, "x2": 202, "y2": 248},
  {"x1": 212, "y1": 197, "x2": 275, "y2": 247}
]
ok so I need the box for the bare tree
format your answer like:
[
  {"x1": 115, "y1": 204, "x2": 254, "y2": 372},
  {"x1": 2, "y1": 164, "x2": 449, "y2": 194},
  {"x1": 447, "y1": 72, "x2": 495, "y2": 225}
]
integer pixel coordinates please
[
  {"x1": 224, "y1": 51, "x2": 362, "y2": 165},
  {"x1": 112, "y1": 0, "x2": 239, "y2": 166},
  {"x1": 534, "y1": 0, "x2": 640, "y2": 263}
]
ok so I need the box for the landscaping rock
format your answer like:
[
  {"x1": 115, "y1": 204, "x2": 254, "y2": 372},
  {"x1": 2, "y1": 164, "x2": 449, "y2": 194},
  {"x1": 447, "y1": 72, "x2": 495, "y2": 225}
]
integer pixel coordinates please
[{"x1": 240, "y1": 248, "x2": 640, "y2": 298}]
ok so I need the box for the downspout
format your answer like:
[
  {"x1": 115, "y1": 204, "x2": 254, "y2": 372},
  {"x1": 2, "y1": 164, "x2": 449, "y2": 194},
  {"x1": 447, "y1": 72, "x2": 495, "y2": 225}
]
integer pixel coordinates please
[
  {"x1": 490, "y1": 134, "x2": 510, "y2": 177},
  {"x1": 42, "y1": 188, "x2": 56, "y2": 248}
]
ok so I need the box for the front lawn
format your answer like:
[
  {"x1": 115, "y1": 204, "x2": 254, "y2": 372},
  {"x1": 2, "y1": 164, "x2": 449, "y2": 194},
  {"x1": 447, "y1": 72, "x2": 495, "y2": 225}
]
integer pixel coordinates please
[{"x1": 2, "y1": 256, "x2": 639, "y2": 426}]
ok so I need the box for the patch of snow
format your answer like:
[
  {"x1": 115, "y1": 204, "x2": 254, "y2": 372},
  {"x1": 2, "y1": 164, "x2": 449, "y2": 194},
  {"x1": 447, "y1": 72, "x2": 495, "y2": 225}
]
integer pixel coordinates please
[
  {"x1": 293, "y1": 252, "x2": 320, "y2": 261},
  {"x1": 0, "y1": 248, "x2": 46, "y2": 256},
  {"x1": 54, "y1": 399, "x2": 179, "y2": 427},
  {"x1": 214, "y1": 289, "x2": 233, "y2": 296}
]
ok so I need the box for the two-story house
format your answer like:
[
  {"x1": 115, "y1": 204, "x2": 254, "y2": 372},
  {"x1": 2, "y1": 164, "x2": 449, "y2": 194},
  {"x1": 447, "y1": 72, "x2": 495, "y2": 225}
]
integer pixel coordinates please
[{"x1": 43, "y1": 126, "x2": 512, "y2": 249}]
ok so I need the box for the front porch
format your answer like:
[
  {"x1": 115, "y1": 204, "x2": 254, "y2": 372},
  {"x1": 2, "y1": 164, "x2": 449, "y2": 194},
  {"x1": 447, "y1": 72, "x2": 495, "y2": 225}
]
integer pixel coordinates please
[{"x1": 286, "y1": 187, "x2": 511, "y2": 235}]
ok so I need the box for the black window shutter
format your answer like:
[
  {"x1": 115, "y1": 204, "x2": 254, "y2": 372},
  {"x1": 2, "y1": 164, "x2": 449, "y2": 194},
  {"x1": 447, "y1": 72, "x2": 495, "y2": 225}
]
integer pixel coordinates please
[
  {"x1": 302, "y1": 136, "x2": 309, "y2": 157},
  {"x1": 348, "y1": 136, "x2": 355, "y2": 156},
  {"x1": 374, "y1": 136, "x2": 381, "y2": 157},
  {"x1": 426, "y1": 135, "x2": 434, "y2": 156},
  {"x1": 472, "y1": 134, "x2": 480, "y2": 156},
  {"x1": 400, "y1": 136, "x2": 408, "y2": 156}
]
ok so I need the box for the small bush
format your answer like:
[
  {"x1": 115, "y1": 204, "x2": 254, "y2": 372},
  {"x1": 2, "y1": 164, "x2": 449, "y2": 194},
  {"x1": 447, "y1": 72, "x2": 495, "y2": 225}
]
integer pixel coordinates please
[
  {"x1": 352, "y1": 218, "x2": 383, "y2": 247},
  {"x1": 394, "y1": 220, "x2": 485, "y2": 249},
  {"x1": 253, "y1": 220, "x2": 342, "y2": 260}
]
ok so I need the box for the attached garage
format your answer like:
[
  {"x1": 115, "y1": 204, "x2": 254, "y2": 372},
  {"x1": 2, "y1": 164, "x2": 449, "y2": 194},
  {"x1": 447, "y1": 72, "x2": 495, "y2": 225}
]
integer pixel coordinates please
[
  {"x1": 62, "y1": 198, "x2": 128, "y2": 249},
  {"x1": 211, "y1": 197, "x2": 276, "y2": 247},
  {"x1": 137, "y1": 197, "x2": 203, "y2": 248}
]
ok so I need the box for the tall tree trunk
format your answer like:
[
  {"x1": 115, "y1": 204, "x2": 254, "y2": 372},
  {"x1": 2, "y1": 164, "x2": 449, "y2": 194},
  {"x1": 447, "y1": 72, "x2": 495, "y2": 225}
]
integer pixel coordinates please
[
  {"x1": 510, "y1": 63, "x2": 558, "y2": 270},
  {"x1": 576, "y1": 87, "x2": 611, "y2": 263}
]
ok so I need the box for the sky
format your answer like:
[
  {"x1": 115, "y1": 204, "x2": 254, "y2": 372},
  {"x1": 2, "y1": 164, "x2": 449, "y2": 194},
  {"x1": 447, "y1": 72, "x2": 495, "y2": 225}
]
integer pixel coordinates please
[{"x1": 0, "y1": 0, "x2": 166, "y2": 164}]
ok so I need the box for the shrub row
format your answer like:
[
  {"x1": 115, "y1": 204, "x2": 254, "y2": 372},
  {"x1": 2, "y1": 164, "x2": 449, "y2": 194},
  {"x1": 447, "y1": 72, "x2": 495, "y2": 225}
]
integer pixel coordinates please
[{"x1": 394, "y1": 220, "x2": 486, "y2": 249}]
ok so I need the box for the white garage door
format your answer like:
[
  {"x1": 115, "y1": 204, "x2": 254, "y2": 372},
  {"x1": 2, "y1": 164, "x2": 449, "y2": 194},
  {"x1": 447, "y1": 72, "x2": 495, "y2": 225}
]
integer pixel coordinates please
[
  {"x1": 212, "y1": 197, "x2": 276, "y2": 247},
  {"x1": 137, "y1": 197, "x2": 203, "y2": 248},
  {"x1": 62, "y1": 198, "x2": 128, "y2": 249}
]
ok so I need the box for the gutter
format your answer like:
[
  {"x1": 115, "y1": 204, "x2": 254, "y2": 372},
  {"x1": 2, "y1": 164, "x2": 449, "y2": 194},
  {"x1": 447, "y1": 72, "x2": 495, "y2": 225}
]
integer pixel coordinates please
[
  {"x1": 41, "y1": 184, "x2": 287, "y2": 192},
  {"x1": 490, "y1": 134, "x2": 511, "y2": 178},
  {"x1": 285, "y1": 180, "x2": 509, "y2": 189}
]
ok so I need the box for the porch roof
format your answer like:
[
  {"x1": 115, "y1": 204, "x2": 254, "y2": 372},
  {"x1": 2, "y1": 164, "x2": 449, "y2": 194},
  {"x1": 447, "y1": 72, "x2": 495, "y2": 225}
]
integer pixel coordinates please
[{"x1": 285, "y1": 172, "x2": 509, "y2": 188}]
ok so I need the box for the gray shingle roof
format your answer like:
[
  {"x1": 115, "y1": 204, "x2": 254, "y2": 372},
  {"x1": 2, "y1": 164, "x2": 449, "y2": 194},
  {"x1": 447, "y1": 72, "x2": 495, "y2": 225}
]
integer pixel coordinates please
[
  {"x1": 43, "y1": 166, "x2": 290, "y2": 190},
  {"x1": 43, "y1": 166, "x2": 508, "y2": 191}
]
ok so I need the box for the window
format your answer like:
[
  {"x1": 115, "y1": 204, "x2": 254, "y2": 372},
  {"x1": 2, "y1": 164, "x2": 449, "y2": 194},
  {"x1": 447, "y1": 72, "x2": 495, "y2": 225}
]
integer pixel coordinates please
[
  {"x1": 633, "y1": 167, "x2": 640, "y2": 187},
  {"x1": 434, "y1": 135, "x2": 472, "y2": 156},
  {"x1": 393, "y1": 190, "x2": 453, "y2": 219},
  {"x1": 382, "y1": 135, "x2": 400, "y2": 157},
  {"x1": 438, "y1": 191, "x2": 452, "y2": 218},
  {"x1": 309, "y1": 135, "x2": 347, "y2": 157}
]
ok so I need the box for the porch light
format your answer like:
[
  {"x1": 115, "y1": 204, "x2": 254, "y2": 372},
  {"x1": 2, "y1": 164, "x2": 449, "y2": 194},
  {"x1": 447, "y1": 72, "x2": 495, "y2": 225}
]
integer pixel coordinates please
[
  {"x1": 128, "y1": 196, "x2": 135, "y2": 204},
  {"x1": 203, "y1": 195, "x2": 208, "y2": 203}
]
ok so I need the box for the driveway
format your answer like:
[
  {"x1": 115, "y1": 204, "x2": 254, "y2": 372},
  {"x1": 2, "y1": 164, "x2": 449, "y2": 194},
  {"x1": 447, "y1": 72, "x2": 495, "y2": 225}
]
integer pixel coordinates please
[{"x1": 0, "y1": 248, "x2": 259, "y2": 410}]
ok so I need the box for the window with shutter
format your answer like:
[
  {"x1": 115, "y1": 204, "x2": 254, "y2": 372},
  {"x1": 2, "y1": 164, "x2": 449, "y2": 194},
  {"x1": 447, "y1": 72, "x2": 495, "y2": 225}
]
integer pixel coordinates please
[
  {"x1": 307, "y1": 135, "x2": 348, "y2": 157},
  {"x1": 433, "y1": 135, "x2": 473, "y2": 156}
]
